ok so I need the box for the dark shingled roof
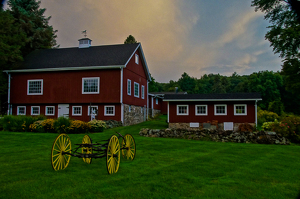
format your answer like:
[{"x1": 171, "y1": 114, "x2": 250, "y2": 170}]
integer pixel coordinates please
[
  {"x1": 19, "y1": 43, "x2": 140, "y2": 70},
  {"x1": 149, "y1": 92, "x2": 187, "y2": 95},
  {"x1": 163, "y1": 93, "x2": 262, "y2": 101}
]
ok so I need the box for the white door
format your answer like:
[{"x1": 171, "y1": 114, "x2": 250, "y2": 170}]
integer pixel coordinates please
[{"x1": 58, "y1": 104, "x2": 69, "y2": 118}]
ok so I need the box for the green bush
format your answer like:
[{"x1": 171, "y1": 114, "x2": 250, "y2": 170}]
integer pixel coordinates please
[
  {"x1": 257, "y1": 110, "x2": 279, "y2": 126},
  {"x1": 89, "y1": 120, "x2": 106, "y2": 132},
  {"x1": 0, "y1": 117, "x2": 4, "y2": 130},
  {"x1": 276, "y1": 115, "x2": 300, "y2": 143},
  {"x1": 53, "y1": 117, "x2": 71, "y2": 134},
  {"x1": 268, "y1": 100, "x2": 284, "y2": 116}
]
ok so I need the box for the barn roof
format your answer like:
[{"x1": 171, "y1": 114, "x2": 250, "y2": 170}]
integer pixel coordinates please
[
  {"x1": 4, "y1": 43, "x2": 151, "y2": 80},
  {"x1": 163, "y1": 93, "x2": 262, "y2": 101}
]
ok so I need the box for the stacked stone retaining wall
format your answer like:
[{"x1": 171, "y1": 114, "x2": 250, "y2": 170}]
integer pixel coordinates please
[{"x1": 139, "y1": 128, "x2": 290, "y2": 145}]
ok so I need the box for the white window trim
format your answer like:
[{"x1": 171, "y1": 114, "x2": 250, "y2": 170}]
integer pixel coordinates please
[
  {"x1": 104, "y1": 105, "x2": 115, "y2": 116},
  {"x1": 17, "y1": 106, "x2": 26, "y2": 115},
  {"x1": 134, "y1": 82, "x2": 139, "y2": 98},
  {"x1": 214, "y1": 104, "x2": 227, "y2": 115},
  {"x1": 141, "y1": 85, "x2": 144, "y2": 99},
  {"x1": 127, "y1": 79, "x2": 131, "y2": 95},
  {"x1": 195, "y1": 105, "x2": 208, "y2": 116},
  {"x1": 177, "y1": 105, "x2": 189, "y2": 115},
  {"x1": 234, "y1": 104, "x2": 247, "y2": 115},
  {"x1": 27, "y1": 79, "x2": 43, "y2": 95},
  {"x1": 82, "y1": 77, "x2": 100, "y2": 94},
  {"x1": 45, "y1": 106, "x2": 55, "y2": 116},
  {"x1": 88, "y1": 106, "x2": 98, "y2": 116},
  {"x1": 135, "y1": 54, "x2": 139, "y2": 64},
  {"x1": 72, "y1": 106, "x2": 82, "y2": 116},
  {"x1": 156, "y1": 98, "x2": 158, "y2": 105},
  {"x1": 31, "y1": 106, "x2": 40, "y2": 115}
]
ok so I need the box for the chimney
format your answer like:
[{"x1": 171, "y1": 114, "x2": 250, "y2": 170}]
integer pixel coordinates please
[
  {"x1": 175, "y1": 87, "x2": 178, "y2": 93},
  {"x1": 78, "y1": 38, "x2": 92, "y2": 48}
]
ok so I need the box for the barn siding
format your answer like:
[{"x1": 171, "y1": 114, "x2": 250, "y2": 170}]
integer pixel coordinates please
[
  {"x1": 10, "y1": 69, "x2": 121, "y2": 104},
  {"x1": 168, "y1": 101, "x2": 255, "y2": 123}
]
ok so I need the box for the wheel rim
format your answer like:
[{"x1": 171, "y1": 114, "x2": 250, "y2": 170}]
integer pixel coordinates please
[
  {"x1": 122, "y1": 134, "x2": 136, "y2": 160},
  {"x1": 51, "y1": 134, "x2": 71, "y2": 171},
  {"x1": 106, "y1": 135, "x2": 120, "y2": 174},
  {"x1": 82, "y1": 135, "x2": 92, "y2": 164}
]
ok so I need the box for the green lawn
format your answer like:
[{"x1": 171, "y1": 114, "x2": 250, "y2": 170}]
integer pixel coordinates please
[{"x1": 1, "y1": 115, "x2": 300, "y2": 199}]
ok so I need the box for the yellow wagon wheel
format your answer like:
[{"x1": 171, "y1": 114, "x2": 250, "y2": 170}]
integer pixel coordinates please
[
  {"x1": 82, "y1": 134, "x2": 93, "y2": 164},
  {"x1": 51, "y1": 133, "x2": 71, "y2": 171},
  {"x1": 121, "y1": 134, "x2": 136, "y2": 160},
  {"x1": 106, "y1": 135, "x2": 120, "y2": 174}
]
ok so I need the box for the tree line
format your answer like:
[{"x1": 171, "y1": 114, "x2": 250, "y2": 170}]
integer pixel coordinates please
[{"x1": 149, "y1": 71, "x2": 300, "y2": 115}]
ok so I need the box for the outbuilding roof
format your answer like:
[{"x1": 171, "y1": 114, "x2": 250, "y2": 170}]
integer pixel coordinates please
[{"x1": 163, "y1": 93, "x2": 262, "y2": 101}]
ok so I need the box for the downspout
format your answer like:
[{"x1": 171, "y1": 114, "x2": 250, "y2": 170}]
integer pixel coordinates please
[
  {"x1": 120, "y1": 68, "x2": 124, "y2": 124},
  {"x1": 7, "y1": 72, "x2": 11, "y2": 115},
  {"x1": 147, "y1": 81, "x2": 149, "y2": 120},
  {"x1": 167, "y1": 102, "x2": 169, "y2": 123},
  {"x1": 255, "y1": 100, "x2": 258, "y2": 127}
]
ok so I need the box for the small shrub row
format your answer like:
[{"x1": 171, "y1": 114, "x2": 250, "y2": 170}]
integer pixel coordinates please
[{"x1": 1, "y1": 115, "x2": 107, "y2": 134}]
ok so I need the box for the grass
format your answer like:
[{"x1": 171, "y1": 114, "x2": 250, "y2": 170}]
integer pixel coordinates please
[{"x1": 1, "y1": 115, "x2": 300, "y2": 199}]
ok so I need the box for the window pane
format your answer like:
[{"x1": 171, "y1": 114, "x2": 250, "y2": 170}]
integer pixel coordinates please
[
  {"x1": 46, "y1": 107, "x2": 54, "y2": 115},
  {"x1": 197, "y1": 106, "x2": 206, "y2": 114},
  {"x1": 216, "y1": 106, "x2": 225, "y2": 114},
  {"x1": 178, "y1": 106, "x2": 187, "y2": 114},
  {"x1": 106, "y1": 106, "x2": 114, "y2": 115},
  {"x1": 236, "y1": 106, "x2": 245, "y2": 114},
  {"x1": 28, "y1": 81, "x2": 42, "y2": 94},
  {"x1": 84, "y1": 78, "x2": 98, "y2": 93}
]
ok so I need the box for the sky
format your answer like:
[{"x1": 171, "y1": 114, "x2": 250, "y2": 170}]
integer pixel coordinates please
[{"x1": 4, "y1": 0, "x2": 283, "y2": 83}]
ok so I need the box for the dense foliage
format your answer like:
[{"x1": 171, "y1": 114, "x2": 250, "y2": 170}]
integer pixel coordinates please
[{"x1": 149, "y1": 71, "x2": 300, "y2": 115}]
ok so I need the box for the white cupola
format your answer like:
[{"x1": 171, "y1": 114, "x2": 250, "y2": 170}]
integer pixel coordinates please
[{"x1": 78, "y1": 38, "x2": 92, "y2": 48}]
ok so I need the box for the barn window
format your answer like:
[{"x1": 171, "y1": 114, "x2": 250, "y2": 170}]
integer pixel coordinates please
[
  {"x1": 45, "y1": 106, "x2": 55, "y2": 116},
  {"x1": 17, "y1": 106, "x2": 26, "y2": 115},
  {"x1": 195, "y1": 105, "x2": 207, "y2": 116},
  {"x1": 156, "y1": 98, "x2": 158, "y2": 105},
  {"x1": 28, "y1": 79, "x2": 43, "y2": 95},
  {"x1": 127, "y1": 79, "x2": 131, "y2": 95},
  {"x1": 177, "y1": 105, "x2": 189, "y2": 115},
  {"x1": 31, "y1": 106, "x2": 40, "y2": 115},
  {"x1": 135, "y1": 54, "x2": 139, "y2": 64},
  {"x1": 234, "y1": 104, "x2": 247, "y2": 115},
  {"x1": 88, "y1": 106, "x2": 98, "y2": 116},
  {"x1": 141, "y1": 85, "x2": 145, "y2": 99},
  {"x1": 134, "y1": 82, "x2": 139, "y2": 97},
  {"x1": 82, "y1": 77, "x2": 99, "y2": 94},
  {"x1": 72, "y1": 106, "x2": 82, "y2": 116},
  {"x1": 105, "y1": 106, "x2": 115, "y2": 116},
  {"x1": 214, "y1": 104, "x2": 227, "y2": 115}
]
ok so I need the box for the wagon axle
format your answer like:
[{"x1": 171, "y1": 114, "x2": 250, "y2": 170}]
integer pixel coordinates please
[{"x1": 51, "y1": 132, "x2": 136, "y2": 174}]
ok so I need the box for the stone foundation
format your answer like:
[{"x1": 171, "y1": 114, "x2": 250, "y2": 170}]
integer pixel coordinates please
[
  {"x1": 123, "y1": 104, "x2": 146, "y2": 126},
  {"x1": 169, "y1": 122, "x2": 255, "y2": 131},
  {"x1": 139, "y1": 128, "x2": 290, "y2": 145}
]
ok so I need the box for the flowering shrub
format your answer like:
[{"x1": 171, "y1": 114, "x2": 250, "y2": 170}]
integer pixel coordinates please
[
  {"x1": 53, "y1": 117, "x2": 71, "y2": 133},
  {"x1": 89, "y1": 120, "x2": 106, "y2": 132},
  {"x1": 257, "y1": 110, "x2": 279, "y2": 126},
  {"x1": 42, "y1": 119, "x2": 55, "y2": 133},
  {"x1": 273, "y1": 115, "x2": 300, "y2": 143},
  {"x1": 68, "y1": 120, "x2": 91, "y2": 134},
  {"x1": 29, "y1": 120, "x2": 44, "y2": 132}
]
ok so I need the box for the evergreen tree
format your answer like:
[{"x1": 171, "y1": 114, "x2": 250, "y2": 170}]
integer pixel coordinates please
[
  {"x1": 7, "y1": 0, "x2": 57, "y2": 56},
  {"x1": 124, "y1": 35, "x2": 138, "y2": 44}
]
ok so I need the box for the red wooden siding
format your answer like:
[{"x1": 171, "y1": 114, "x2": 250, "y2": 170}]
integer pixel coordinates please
[
  {"x1": 10, "y1": 69, "x2": 121, "y2": 104},
  {"x1": 12, "y1": 104, "x2": 121, "y2": 122},
  {"x1": 161, "y1": 101, "x2": 168, "y2": 114},
  {"x1": 123, "y1": 50, "x2": 148, "y2": 107},
  {"x1": 168, "y1": 101, "x2": 255, "y2": 123}
]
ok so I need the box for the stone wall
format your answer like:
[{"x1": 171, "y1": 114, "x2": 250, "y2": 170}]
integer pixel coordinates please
[
  {"x1": 123, "y1": 104, "x2": 145, "y2": 126},
  {"x1": 169, "y1": 122, "x2": 255, "y2": 131},
  {"x1": 139, "y1": 128, "x2": 290, "y2": 145}
]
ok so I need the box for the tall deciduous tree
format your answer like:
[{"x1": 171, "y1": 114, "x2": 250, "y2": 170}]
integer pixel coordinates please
[
  {"x1": 7, "y1": 0, "x2": 57, "y2": 56},
  {"x1": 124, "y1": 35, "x2": 138, "y2": 44},
  {"x1": 251, "y1": 0, "x2": 300, "y2": 58}
]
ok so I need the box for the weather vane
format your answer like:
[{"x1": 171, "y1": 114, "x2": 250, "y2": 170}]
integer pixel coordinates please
[{"x1": 82, "y1": 30, "x2": 87, "y2": 38}]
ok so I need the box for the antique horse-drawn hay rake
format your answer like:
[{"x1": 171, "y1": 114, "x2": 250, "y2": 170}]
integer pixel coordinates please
[{"x1": 51, "y1": 132, "x2": 136, "y2": 174}]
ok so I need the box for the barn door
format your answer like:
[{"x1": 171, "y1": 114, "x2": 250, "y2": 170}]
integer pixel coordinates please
[{"x1": 58, "y1": 104, "x2": 69, "y2": 118}]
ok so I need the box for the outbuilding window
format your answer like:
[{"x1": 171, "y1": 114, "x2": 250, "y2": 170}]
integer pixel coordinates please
[
  {"x1": 177, "y1": 105, "x2": 189, "y2": 115},
  {"x1": 82, "y1": 77, "x2": 99, "y2": 94},
  {"x1": 127, "y1": 79, "x2": 131, "y2": 95},
  {"x1": 28, "y1": 79, "x2": 43, "y2": 95},
  {"x1": 234, "y1": 104, "x2": 247, "y2": 115},
  {"x1": 195, "y1": 105, "x2": 207, "y2": 116},
  {"x1": 135, "y1": 54, "x2": 139, "y2": 64},
  {"x1": 134, "y1": 82, "x2": 139, "y2": 97},
  {"x1": 214, "y1": 104, "x2": 227, "y2": 115},
  {"x1": 141, "y1": 85, "x2": 145, "y2": 99}
]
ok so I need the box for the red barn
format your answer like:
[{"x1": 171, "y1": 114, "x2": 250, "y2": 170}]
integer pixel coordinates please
[
  {"x1": 4, "y1": 38, "x2": 151, "y2": 126},
  {"x1": 163, "y1": 93, "x2": 262, "y2": 130}
]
